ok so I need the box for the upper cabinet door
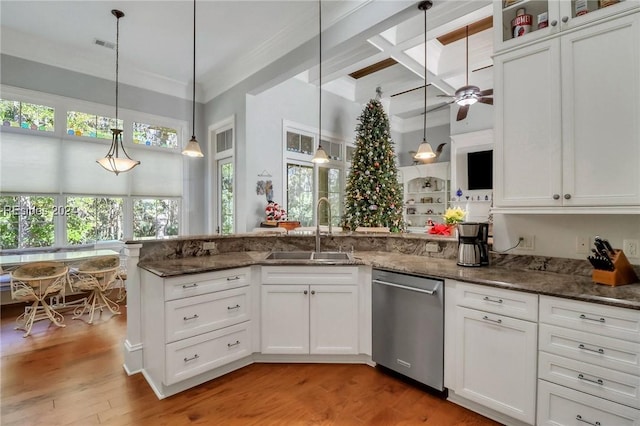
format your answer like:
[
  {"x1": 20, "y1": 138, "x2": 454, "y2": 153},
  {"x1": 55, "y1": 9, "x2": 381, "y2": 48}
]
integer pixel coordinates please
[
  {"x1": 494, "y1": 38, "x2": 563, "y2": 207},
  {"x1": 560, "y1": 13, "x2": 640, "y2": 206}
]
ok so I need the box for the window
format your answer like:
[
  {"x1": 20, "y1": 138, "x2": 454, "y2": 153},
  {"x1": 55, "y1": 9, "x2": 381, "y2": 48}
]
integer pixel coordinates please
[
  {"x1": 286, "y1": 131, "x2": 314, "y2": 155},
  {"x1": 218, "y1": 159, "x2": 234, "y2": 234},
  {"x1": 212, "y1": 120, "x2": 234, "y2": 235},
  {"x1": 216, "y1": 129, "x2": 233, "y2": 153},
  {"x1": 318, "y1": 166, "x2": 342, "y2": 226},
  {"x1": 0, "y1": 99, "x2": 54, "y2": 132},
  {"x1": 133, "y1": 199, "x2": 180, "y2": 239},
  {"x1": 66, "y1": 197, "x2": 123, "y2": 245},
  {"x1": 322, "y1": 139, "x2": 342, "y2": 161},
  {"x1": 0, "y1": 195, "x2": 55, "y2": 249},
  {"x1": 66, "y1": 110, "x2": 122, "y2": 139},
  {"x1": 133, "y1": 122, "x2": 178, "y2": 149},
  {"x1": 287, "y1": 163, "x2": 314, "y2": 226}
]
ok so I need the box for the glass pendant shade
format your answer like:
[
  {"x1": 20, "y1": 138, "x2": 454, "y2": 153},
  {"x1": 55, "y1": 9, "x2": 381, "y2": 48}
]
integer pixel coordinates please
[
  {"x1": 414, "y1": 138, "x2": 436, "y2": 159},
  {"x1": 97, "y1": 128, "x2": 141, "y2": 175},
  {"x1": 182, "y1": 135, "x2": 204, "y2": 157},
  {"x1": 311, "y1": 145, "x2": 329, "y2": 163}
]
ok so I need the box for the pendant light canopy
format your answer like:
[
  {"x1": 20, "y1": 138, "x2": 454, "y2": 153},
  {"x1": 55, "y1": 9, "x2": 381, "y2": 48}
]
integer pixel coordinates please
[
  {"x1": 182, "y1": 0, "x2": 204, "y2": 158},
  {"x1": 97, "y1": 9, "x2": 140, "y2": 175},
  {"x1": 311, "y1": 0, "x2": 329, "y2": 164},
  {"x1": 414, "y1": 1, "x2": 436, "y2": 161}
]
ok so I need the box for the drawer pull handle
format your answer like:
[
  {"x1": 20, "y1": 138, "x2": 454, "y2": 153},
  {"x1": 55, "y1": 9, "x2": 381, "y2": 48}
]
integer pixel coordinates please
[
  {"x1": 182, "y1": 283, "x2": 198, "y2": 289},
  {"x1": 579, "y1": 314, "x2": 605, "y2": 323},
  {"x1": 576, "y1": 415, "x2": 601, "y2": 426},
  {"x1": 184, "y1": 354, "x2": 199, "y2": 362},
  {"x1": 227, "y1": 304, "x2": 240, "y2": 310},
  {"x1": 226, "y1": 276, "x2": 241, "y2": 281},
  {"x1": 578, "y1": 344, "x2": 605, "y2": 355},
  {"x1": 483, "y1": 296, "x2": 503, "y2": 304},
  {"x1": 227, "y1": 340, "x2": 240, "y2": 348},
  {"x1": 482, "y1": 315, "x2": 502, "y2": 324},
  {"x1": 183, "y1": 314, "x2": 199, "y2": 321},
  {"x1": 578, "y1": 374, "x2": 604, "y2": 386}
]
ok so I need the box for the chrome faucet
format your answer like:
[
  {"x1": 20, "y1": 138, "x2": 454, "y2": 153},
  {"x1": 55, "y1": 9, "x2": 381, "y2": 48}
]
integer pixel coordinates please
[{"x1": 315, "y1": 197, "x2": 332, "y2": 253}]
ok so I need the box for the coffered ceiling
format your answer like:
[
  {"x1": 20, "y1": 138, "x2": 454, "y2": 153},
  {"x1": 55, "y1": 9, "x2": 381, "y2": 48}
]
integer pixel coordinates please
[{"x1": 0, "y1": 0, "x2": 493, "y2": 128}]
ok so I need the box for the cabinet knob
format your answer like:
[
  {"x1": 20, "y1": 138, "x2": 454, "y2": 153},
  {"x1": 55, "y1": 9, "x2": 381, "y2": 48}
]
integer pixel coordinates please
[
  {"x1": 304, "y1": 290, "x2": 308, "y2": 295},
  {"x1": 562, "y1": 16, "x2": 569, "y2": 23},
  {"x1": 550, "y1": 20, "x2": 558, "y2": 27},
  {"x1": 564, "y1": 193, "x2": 571, "y2": 200},
  {"x1": 311, "y1": 290, "x2": 316, "y2": 295},
  {"x1": 553, "y1": 194, "x2": 560, "y2": 200}
]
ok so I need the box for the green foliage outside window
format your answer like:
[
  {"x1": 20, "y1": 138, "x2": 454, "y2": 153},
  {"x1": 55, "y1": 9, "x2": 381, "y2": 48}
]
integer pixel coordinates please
[
  {"x1": 134, "y1": 199, "x2": 180, "y2": 239},
  {"x1": 66, "y1": 111, "x2": 122, "y2": 139},
  {"x1": 0, "y1": 196, "x2": 55, "y2": 249},
  {"x1": 220, "y1": 163, "x2": 234, "y2": 234},
  {"x1": 133, "y1": 122, "x2": 178, "y2": 149},
  {"x1": 0, "y1": 99, "x2": 54, "y2": 131},
  {"x1": 287, "y1": 164, "x2": 313, "y2": 227},
  {"x1": 66, "y1": 197, "x2": 123, "y2": 245}
]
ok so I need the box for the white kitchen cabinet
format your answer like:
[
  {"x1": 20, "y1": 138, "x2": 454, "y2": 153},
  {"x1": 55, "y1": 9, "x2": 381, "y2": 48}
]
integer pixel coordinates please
[
  {"x1": 494, "y1": 0, "x2": 640, "y2": 53},
  {"x1": 399, "y1": 162, "x2": 450, "y2": 231},
  {"x1": 446, "y1": 280, "x2": 538, "y2": 425},
  {"x1": 260, "y1": 266, "x2": 359, "y2": 355},
  {"x1": 537, "y1": 295, "x2": 640, "y2": 424},
  {"x1": 140, "y1": 267, "x2": 254, "y2": 399},
  {"x1": 494, "y1": 10, "x2": 640, "y2": 212}
]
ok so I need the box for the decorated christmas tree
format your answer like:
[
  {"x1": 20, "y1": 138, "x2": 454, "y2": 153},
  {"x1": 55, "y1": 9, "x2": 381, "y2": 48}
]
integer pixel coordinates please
[{"x1": 342, "y1": 97, "x2": 405, "y2": 232}]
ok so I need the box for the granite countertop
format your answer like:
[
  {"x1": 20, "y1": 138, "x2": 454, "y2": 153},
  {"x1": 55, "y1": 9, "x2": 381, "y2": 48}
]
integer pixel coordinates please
[{"x1": 137, "y1": 251, "x2": 640, "y2": 310}]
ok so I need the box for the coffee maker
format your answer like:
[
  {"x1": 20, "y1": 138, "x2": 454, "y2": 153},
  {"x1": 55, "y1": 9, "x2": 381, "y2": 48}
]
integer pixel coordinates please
[{"x1": 457, "y1": 222, "x2": 489, "y2": 267}]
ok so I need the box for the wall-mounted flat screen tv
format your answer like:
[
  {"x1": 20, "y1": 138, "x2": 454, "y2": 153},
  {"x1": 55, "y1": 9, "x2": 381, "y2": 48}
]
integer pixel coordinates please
[{"x1": 467, "y1": 150, "x2": 493, "y2": 190}]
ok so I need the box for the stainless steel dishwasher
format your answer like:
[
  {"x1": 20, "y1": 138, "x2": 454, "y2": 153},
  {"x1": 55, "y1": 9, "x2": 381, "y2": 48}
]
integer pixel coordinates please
[{"x1": 372, "y1": 269, "x2": 444, "y2": 391}]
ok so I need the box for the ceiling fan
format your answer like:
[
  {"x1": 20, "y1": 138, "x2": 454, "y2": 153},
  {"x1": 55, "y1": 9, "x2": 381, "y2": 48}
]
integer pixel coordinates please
[{"x1": 435, "y1": 25, "x2": 493, "y2": 121}]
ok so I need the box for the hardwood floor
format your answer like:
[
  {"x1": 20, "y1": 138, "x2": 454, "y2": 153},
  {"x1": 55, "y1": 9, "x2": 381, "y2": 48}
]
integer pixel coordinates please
[{"x1": 1, "y1": 304, "x2": 502, "y2": 426}]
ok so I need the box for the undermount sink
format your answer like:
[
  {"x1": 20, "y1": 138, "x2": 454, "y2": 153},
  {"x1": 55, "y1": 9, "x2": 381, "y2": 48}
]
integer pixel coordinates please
[{"x1": 264, "y1": 251, "x2": 352, "y2": 262}]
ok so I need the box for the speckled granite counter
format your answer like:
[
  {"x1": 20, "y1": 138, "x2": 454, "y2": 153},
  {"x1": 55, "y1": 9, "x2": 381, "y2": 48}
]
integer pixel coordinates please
[{"x1": 137, "y1": 250, "x2": 640, "y2": 310}]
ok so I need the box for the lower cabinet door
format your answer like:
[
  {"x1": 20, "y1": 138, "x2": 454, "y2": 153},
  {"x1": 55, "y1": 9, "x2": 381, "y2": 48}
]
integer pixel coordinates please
[
  {"x1": 537, "y1": 379, "x2": 640, "y2": 426},
  {"x1": 309, "y1": 285, "x2": 358, "y2": 355},
  {"x1": 455, "y1": 306, "x2": 538, "y2": 424},
  {"x1": 164, "y1": 321, "x2": 250, "y2": 386},
  {"x1": 261, "y1": 284, "x2": 309, "y2": 354}
]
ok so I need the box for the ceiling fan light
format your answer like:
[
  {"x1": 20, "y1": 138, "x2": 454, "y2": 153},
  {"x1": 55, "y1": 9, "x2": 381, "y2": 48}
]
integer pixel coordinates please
[
  {"x1": 182, "y1": 135, "x2": 204, "y2": 157},
  {"x1": 414, "y1": 139, "x2": 436, "y2": 159},
  {"x1": 457, "y1": 97, "x2": 478, "y2": 106}
]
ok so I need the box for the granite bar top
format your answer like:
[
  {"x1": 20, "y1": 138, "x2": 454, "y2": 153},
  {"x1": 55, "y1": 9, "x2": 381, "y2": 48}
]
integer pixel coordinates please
[{"x1": 137, "y1": 250, "x2": 640, "y2": 310}]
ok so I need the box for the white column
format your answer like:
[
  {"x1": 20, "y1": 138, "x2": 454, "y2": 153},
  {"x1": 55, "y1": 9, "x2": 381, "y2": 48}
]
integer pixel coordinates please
[{"x1": 123, "y1": 242, "x2": 143, "y2": 374}]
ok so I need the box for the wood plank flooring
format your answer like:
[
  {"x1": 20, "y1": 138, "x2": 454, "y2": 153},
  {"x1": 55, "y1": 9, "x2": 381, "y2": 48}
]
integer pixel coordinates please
[{"x1": 1, "y1": 304, "x2": 502, "y2": 425}]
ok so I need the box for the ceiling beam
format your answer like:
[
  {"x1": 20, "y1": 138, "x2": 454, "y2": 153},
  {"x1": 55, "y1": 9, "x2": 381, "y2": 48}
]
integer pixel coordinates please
[{"x1": 436, "y1": 16, "x2": 493, "y2": 46}]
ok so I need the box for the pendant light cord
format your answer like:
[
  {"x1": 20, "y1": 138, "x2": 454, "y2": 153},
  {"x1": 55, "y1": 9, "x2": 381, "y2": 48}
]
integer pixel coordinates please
[
  {"x1": 465, "y1": 25, "x2": 469, "y2": 86},
  {"x1": 318, "y1": 0, "x2": 322, "y2": 149},
  {"x1": 115, "y1": 13, "x2": 120, "y2": 125},
  {"x1": 422, "y1": 4, "x2": 427, "y2": 141},
  {"x1": 192, "y1": 0, "x2": 196, "y2": 139}
]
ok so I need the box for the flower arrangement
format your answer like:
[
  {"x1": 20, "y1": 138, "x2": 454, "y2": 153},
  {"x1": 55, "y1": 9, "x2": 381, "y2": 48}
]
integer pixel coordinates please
[{"x1": 443, "y1": 207, "x2": 466, "y2": 225}]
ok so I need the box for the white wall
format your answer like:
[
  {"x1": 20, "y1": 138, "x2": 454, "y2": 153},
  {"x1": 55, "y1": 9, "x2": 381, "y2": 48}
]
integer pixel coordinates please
[{"x1": 397, "y1": 124, "x2": 452, "y2": 167}]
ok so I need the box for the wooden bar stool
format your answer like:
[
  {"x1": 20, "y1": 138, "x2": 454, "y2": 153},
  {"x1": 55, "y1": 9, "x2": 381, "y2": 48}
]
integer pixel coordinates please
[
  {"x1": 10, "y1": 262, "x2": 68, "y2": 337},
  {"x1": 71, "y1": 255, "x2": 122, "y2": 324}
]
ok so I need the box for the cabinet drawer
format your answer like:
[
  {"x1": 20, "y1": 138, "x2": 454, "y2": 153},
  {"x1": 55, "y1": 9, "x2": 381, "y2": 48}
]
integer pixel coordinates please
[
  {"x1": 539, "y1": 323, "x2": 640, "y2": 375},
  {"x1": 165, "y1": 286, "x2": 250, "y2": 343},
  {"x1": 455, "y1": 282, "x2": 538, "y2": 321},
  {"x1": 539, "y1": 351, "x2": 640, "y2": 409},
  {"x1": 164, "y1": 322, "x2": 250, "y2": 386},
  {"x1": 261, "y1": 266, "x2": 358, "y2": 285},
  {"x1": 537, "y1": 379, "x2": 640, "y2": 426},
  {"x1": 164, "y1": 267, "x2": 251, "y2": 301},
  {"x1": 540, "y1": 295, "x2": 640, "y2": 343}
]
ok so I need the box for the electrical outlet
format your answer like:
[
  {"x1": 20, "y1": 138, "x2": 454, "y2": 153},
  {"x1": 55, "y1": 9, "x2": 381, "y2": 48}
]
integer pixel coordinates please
[
  {"x1": 202, "y1": 241, "x2": 217, "y2": 251},
  {"x1": 519, "y1": 234, "x2": 535, "y2": 250},
  {"x1": 576, "y1": 236, "x2": 589, "y2": 254},
  {"x1": 623, "y1": 239, "x2": 639, "y2": 258},
  {"x1": 425, "y1": 242, "x2": 440, "y2": 253}
]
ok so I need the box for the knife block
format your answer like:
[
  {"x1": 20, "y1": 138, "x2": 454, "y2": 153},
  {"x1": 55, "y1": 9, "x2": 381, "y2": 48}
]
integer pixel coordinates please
[{"x1": 592, "y1": 249, "x2": 639, "y2": 286}]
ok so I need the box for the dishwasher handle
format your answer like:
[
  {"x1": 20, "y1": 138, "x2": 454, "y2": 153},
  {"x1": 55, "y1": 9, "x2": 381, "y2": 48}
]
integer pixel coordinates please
[{"x1": 373, "y1": 279, "x2": 439, "y2": 295}]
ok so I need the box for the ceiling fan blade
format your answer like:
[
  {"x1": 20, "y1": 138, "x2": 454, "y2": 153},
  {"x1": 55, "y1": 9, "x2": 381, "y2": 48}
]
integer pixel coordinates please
[
  {"x1": 478, "y1": 88, "x2": 493, "y2": 96},
  {"x1": 472, "y1": 64, "x2": 493, "y2": 73},
  {"x1": 437, "y1": 94, "x2": 456, "y2": 98},
  {"x1": 478, "y1": 97, "x2": 493, "y2": 105},
  {"x1": 456, "y1": 104, "x2": 470, "y2": 121}
]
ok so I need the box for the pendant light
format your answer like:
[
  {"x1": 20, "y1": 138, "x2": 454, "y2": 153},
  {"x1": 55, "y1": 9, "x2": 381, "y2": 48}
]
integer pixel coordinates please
[
  {"x1": 414, "y1": 1, "x2": 436, "y2": 161},
  {"x1": 311, "y1": 0, "x2": 329, "y2": 164},
  {"x1": 182, "y1": 0, "x2": 204, "y2": 158},
  {"x1": 97, "y1": 9, "x2": 140, "y2": 175}
]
